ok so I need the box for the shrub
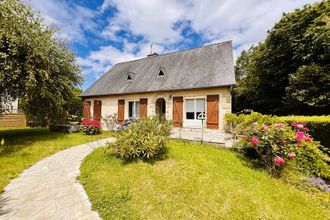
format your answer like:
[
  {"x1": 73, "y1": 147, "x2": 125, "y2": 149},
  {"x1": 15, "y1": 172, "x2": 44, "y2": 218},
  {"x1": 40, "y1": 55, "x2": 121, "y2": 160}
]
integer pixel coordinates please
[
  {"x1": 225, "y1": 112, "x2": 279, "y2": 128},
  {"x1": 81, "y1": 119, "x2": 101, "y2": 135},
  {"x1": 108, "y1": 117, "x2": 171, "y2": 162},
  {"x1": 103, "y1": 113, "x2": 118, "y2": 130},
  {"x1": 277, "y1": 115, "x2": 330, "y2": 150},
  {"x1": 228, "y1": 112, "x2": 330, "y2": 179},
  {"x1": 234, "y1": 122, "x2": 303, "y2": 175}
]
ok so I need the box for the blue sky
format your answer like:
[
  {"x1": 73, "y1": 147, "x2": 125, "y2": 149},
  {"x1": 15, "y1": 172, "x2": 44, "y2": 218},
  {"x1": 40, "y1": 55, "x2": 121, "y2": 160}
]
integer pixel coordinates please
[{"x1": 25, "y1": 0, "x2": 317, "y2": 90}]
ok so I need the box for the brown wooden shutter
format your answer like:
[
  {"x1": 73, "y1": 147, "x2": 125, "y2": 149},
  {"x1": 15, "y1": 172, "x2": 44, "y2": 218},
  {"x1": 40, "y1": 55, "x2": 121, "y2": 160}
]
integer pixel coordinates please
[
  {"x1": 206, "y1": 95, "x2": 219, "y2": 129},
  {"x1": 83, "y1": 101, "x2": 91, "y2": 119},
  {"x1": 118, "y1": 99, "x2": 125, "y2": 123},
  {"x1": 172, "y1": 96, "x2": 183, "y2": 127},
  {"x1": 93, "y1": 100, "x2": 102, "y2": 120},
  {"x1": 139, "y1": 98, "x2": 148, "y2": 118}
]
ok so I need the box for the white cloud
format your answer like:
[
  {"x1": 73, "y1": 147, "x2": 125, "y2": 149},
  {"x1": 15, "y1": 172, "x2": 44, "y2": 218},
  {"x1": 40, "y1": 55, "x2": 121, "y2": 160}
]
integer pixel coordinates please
[
  {"x1": 100, "y1": 0, "x2": 318, "y2": 58},
  {"x1": 100, "y1": 0, "x2": 186, "y2": 44},
  {"x1": 24, "y1": 0, "x2": 97, "y2": 43}
]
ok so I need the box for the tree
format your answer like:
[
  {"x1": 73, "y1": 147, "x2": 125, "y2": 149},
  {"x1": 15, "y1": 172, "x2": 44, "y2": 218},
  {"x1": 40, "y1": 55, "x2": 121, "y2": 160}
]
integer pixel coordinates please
[
  {"x1": 233, "y1": 1, "x2": 329, "y2": 115},
  {"x1": 0, "y1": 0, "x2": 82, "y2": 125}
]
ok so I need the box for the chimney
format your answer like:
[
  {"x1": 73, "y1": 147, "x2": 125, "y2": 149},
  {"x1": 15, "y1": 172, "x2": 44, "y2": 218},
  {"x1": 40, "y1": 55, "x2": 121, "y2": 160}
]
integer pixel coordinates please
[{"x1": 147, "y1": 52, "x2": 158, "y2": 58}]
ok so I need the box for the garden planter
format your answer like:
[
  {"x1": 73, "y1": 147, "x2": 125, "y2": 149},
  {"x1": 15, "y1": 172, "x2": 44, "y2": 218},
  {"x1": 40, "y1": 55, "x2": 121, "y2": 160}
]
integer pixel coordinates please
[{"x1": 49, "y1": 124, "x2": 80, "y2": 133}]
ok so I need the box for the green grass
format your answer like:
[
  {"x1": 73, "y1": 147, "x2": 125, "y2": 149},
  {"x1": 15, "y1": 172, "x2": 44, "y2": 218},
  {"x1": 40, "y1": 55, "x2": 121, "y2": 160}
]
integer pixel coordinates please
[
  {"x1": 79, "y1": 141, "x2": 330, "y2": 220},
  {"x1": 0, "y1": 127, "x2": 112, "y2": 193}
]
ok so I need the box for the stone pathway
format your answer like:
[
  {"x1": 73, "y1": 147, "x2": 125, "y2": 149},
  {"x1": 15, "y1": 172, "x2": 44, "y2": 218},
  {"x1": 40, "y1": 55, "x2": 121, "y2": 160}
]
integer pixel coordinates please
[{"x1": 0, "y1": 137, "x2": 114, "y2": 220}]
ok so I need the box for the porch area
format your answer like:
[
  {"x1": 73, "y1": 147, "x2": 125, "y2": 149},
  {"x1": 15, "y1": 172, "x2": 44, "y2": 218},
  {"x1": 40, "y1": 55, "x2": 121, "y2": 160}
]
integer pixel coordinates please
[{"x1": 171, "y1": 127, "x2": 234, "y2": 147}]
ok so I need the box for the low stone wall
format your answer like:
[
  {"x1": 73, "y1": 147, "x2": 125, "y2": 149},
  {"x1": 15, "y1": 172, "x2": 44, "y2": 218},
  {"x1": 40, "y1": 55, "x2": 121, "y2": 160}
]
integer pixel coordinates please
[{"x1": 49, "y1": 124, "x2": 80, "y2": 133}]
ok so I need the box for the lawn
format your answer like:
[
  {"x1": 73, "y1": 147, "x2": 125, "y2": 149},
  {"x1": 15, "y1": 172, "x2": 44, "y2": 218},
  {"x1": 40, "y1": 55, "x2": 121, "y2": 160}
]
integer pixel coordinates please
[
  {"x1": 0, "y1": 127, "x2": 112, "y2": 193},
  {"x1": 79, "y1": 141, "x2": 329, "y2": 220}
]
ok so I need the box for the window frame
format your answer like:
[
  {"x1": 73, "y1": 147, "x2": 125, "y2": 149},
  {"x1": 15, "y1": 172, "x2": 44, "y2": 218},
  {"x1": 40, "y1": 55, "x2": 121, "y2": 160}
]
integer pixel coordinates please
[
  {"x1": 184, "y1": 98, "x2": 206, "y2": 121},
  {"x1": 128, "y1": 100, "x2": 140, "y2": 118}
]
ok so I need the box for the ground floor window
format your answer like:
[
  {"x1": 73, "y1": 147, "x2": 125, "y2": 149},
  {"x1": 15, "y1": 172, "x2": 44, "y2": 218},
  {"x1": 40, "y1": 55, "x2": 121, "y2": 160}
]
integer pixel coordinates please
[
  {"x1": 185, "y1": 98, "x2": 205, "y2": 120},
  {"x1": 128, "y1": 101, "x2": 140, "y2": 118}
]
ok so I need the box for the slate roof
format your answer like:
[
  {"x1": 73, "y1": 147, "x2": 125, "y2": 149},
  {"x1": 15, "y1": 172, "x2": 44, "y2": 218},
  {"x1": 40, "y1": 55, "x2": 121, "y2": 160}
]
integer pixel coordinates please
[{"x1": 81, "y1": 41, "x2": 236, "y2": 97}]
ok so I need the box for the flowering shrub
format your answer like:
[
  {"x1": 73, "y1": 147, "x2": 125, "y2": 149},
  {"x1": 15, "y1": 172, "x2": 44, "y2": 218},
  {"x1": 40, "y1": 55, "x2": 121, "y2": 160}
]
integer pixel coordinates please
[
  {"x1": 81, "y1": 119, "x2": 101, "y2": 135},
  {"x1": 234, "y1": 121, "x2": 315, "y2": 174},
  {"x1": 107, "y1": 117, "x2": 171, "y2": 162}
]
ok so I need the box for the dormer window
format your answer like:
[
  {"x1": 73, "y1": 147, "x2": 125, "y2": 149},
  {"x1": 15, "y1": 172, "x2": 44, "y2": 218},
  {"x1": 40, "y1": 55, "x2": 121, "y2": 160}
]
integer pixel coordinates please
[
  {"x1": 157, "y1": 67, "x2": 166, "y2": 77},
  {"x1": 126, "y1": 72, "x2": 134, "y2": 81}
]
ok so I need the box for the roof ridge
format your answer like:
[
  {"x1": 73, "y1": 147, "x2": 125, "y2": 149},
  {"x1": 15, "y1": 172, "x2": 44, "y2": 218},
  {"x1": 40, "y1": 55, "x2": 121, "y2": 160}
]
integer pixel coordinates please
[{"x1": 116, "y1": 40, "x2": 232, "y2": 65}]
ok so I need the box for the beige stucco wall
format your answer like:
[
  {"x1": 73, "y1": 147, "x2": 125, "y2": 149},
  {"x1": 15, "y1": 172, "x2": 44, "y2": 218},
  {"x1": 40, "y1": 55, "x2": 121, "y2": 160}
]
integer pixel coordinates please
[{"x1": 84, "y1": 87, "x2": 232, "y2": 130}]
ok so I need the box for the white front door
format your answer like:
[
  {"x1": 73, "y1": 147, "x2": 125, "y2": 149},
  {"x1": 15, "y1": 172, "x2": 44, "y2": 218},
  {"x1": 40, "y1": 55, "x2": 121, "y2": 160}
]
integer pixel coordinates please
[{"x1": 183, "y1": 98, "x2": 206, "y2": 127}]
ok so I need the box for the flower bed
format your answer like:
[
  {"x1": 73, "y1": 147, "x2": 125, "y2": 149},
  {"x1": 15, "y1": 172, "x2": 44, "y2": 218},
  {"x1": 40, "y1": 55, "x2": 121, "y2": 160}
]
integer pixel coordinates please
[{"x1": 80, "y1": 119, "x2": 101, "y2": 135}]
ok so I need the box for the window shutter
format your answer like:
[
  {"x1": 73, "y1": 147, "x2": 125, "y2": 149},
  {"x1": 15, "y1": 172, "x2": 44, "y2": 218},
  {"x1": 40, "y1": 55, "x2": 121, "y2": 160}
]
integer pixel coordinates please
[
  {"x1": 139, "y1": 98, "x2": 148, "y2": 118},
  {"x1": 118, "y1": 100, "x2": 125, "y2": 123},
  {"x1": 93, "y1": 100, "x2": 102, "y2": 120},
  {"x1": 206, "y1": 95, "x2": 219, "y2": 129},
  {"x1": 172, "y1": 97, "x2": 183, "y2": 127},
  {"x1": 83, "y1": 101, "x2": 91, "y2": 119}
]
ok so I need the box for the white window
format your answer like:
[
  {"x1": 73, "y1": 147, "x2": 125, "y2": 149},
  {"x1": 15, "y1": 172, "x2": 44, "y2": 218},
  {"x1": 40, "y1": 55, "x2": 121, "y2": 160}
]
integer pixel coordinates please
[
  {"x1": 185, "y1": 98, "x2": 205, "y2": 120},
  {"x1": 128, "y1": 101, "x2": 140, "y2": 118}
]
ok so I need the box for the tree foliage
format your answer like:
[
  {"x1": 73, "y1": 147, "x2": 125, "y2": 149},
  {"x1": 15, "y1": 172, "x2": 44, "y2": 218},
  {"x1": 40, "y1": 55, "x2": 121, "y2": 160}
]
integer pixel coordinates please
[
  {"x1": 0, "y1": 0, "x2": 82, "y2": 125},
  {"x1": 233, "y1": 1, "x2": 330, "y2": 115}
]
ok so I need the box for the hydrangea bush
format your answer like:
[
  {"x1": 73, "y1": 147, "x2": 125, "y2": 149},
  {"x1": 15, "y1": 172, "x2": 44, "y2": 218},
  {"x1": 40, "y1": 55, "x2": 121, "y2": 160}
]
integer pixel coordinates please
[
  {"x1": 80, "y1": 119, "x2": 101, "y2": 135},
  {"x1": 234, "y1": 121, "x2": 314, "y2": 174}
]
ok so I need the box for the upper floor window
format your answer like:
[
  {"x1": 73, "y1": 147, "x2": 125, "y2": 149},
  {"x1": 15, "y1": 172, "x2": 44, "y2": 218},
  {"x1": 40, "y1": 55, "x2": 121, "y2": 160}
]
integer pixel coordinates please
[
  {"x1": 126, "y1": 73, "x2": 133, "y2": 81},
  {"x1": 157, "y1": 67, "x2": 166, "y2": 77}
]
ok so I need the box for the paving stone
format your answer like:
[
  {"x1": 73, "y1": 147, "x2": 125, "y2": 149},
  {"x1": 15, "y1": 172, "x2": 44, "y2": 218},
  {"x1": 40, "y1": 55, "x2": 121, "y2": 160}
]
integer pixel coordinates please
[
  {"x1": 171, "y1": 128, "x2": 234, "y2": 146},
  {"x1": 0, "y1": 138, "x2": 114, "y2": 220}
]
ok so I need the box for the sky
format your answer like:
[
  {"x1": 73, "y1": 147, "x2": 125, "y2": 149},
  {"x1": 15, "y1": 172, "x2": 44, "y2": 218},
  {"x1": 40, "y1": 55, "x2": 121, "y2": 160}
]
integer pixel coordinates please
[{"x1": 24, "y1": 0, "x2": 318, "y2": 90}]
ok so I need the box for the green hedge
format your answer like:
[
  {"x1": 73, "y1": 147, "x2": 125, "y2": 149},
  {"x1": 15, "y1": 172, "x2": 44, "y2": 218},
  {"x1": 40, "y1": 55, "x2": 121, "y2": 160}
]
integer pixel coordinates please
[{"x1": 277, "y1": 116, "x2": 330, "y2": 149}]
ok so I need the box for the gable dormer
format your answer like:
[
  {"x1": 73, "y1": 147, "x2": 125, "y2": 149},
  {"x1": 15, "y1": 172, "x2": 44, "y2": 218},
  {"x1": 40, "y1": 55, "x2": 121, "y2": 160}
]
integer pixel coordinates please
[
  {"x1": 126, "y1": 72, "x2": 134, "y2": 81},
  {"x1": 157, "y1": 66, "x2": 166, "y2": 77}
]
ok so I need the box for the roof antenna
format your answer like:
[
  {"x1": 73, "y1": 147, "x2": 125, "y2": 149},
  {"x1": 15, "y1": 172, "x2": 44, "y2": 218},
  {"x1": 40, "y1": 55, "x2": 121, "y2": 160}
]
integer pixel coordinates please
[
  {"x1": 147, "y1": 43, "x2": 158, "y2": 57},
  {"x1": 150, "y1": 43, "x2": 154, "y2": 54}
]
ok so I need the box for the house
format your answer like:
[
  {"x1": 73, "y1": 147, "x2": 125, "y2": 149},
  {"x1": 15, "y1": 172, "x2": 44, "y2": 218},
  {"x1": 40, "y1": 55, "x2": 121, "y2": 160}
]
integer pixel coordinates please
[
  {"x1": 81, "y1": 41, "x2": 236, "y2": 130},
  {"x1": 0, "y1": 98, "x2": 26, "y2": 127}
]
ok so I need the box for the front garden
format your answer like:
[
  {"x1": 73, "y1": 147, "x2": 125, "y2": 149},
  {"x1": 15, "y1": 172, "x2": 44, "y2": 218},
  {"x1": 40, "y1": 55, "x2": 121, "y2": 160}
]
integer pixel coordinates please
[
  {"x1": 0, "y1": 127, "x2": 112, "y2": 192},
  {"x1": 78, "y1": 115, "x2": 330, "y2": 219},
  {"x1": 79, "y1": 141, "x2": 329, "y2": 219}
]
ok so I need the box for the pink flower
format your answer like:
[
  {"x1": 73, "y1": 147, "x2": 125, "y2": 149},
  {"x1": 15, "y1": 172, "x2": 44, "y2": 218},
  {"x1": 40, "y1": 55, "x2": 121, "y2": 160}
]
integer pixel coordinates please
[
  {"x1": 304, "y1": 137, "x2": 313, "y2": 142},
  {"x1": 291, "y1": 122, "x2": 298, "y2": 127},
  {"x1": 297, "y1": 124, "x2": 304, "y2": 129},
  {"x1": 288, "y1": 152, "x2": 296, "y2": 159},
  {"x1": 81, "y1": 119, "x2": 101, "y2": 129},
  {"x1": 251, "y1": 136, "x2": 259, "y2": 145},
  {"x1": 274, "y1": 157, "x2": 285, "y2": 166},
  {"x1": 303, "y1": 127, "x2": 309, "y2": 131},
  {"x1": 296, "y1": 131, "x2": 304, "y2": 141},
  {"x1": 278, "y1": 123, "x2": 285, "y2": 129}
]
